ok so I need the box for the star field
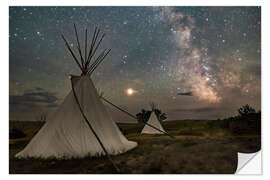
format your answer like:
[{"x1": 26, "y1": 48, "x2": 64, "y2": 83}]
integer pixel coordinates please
[{"x1": 9, "y1": 7, "x2": 261, "y2": 121}]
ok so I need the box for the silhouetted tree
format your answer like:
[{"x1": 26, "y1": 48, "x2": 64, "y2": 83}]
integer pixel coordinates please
[
  {"x1": 136, "y1": 107, "x2": 167, "y2": 123},
  {"x1": 238, "y1": 104, "x2": 256, "y2": 116},
  {"x1": 136, "y1": 109, "x2": 151, "y2": 123},
  {"x1": 154, "y1": 108, "x2": 167, "y2": 121}
]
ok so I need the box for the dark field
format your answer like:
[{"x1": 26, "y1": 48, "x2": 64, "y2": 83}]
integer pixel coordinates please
[{"x1": 9, "y1": 120, "x2": 260, "y2": 174}]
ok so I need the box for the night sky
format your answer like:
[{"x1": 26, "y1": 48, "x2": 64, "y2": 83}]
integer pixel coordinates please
[{"x1": 9, "y1": 7, "x2": 261, "y2": 122}]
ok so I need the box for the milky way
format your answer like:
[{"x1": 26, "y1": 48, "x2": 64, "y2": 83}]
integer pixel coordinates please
[
  {"x1": 157, "y1": 7, "x2": 221, "y2": 103},
  {"x1": 9, "y1": 7, "x2": 261, "y2": 121}
]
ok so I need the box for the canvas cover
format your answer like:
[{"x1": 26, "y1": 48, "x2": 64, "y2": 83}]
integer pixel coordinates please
[
  {"x1": 16, "y1": 76, "x2": 137, "y2": 159},
  {"x1": 141, "y1": 112, "x2": 165, "y2": 134}
]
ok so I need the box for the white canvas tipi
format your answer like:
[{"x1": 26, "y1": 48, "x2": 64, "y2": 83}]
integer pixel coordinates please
[
  {"x1": 141, "y1": 112, "x2": 166, "y2": 134},
  {"x1": 15, "y1": 25, "x2": 137, "y2": 159}
]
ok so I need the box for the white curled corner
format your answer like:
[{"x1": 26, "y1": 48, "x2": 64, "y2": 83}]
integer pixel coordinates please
[{"x1": 235, "y1": 151, "x2": 262, "y2": 174}]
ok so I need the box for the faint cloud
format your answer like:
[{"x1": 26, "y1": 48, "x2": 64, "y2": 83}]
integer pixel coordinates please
[{"x1": 10, "y1": 87, "x2": 58, "y2": 108}]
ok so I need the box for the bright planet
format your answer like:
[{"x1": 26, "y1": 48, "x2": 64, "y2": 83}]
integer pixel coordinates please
[{"x1": 126, "y1": 88, "x2": 135, "y2": 96}]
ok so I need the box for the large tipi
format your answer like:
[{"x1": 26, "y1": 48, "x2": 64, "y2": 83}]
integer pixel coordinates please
[
  {"x1": 15, "y1": 25, "x2": 137, "y2": 159},
  {"x1": 141, "y1": 103, "x2": 166, "y2": 134}
]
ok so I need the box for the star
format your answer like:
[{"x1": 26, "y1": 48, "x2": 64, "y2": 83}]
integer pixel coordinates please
[{"x1": 9, "y1": 6, "x2": 261, "y2": 120}]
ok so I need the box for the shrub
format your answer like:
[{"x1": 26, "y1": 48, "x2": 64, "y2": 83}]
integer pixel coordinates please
[
  {"x1": 136, "y1": 109, "x2": 151, "y2": 123},
  {"x1": 154, "y1": 109, "x2": 167, "y2": 121},
  {"x1": 136, "y1": 107, "x2": 167, "y2": 123},
  {"x1": 238, "y1": 104, "x2": 256, "y2": 116}
]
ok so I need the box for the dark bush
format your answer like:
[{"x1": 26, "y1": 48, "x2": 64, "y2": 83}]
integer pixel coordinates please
[
  {"x1": 207, "y1": 105, "x2": 261, "y2": 135},
  {"x1": 154, "y1": 109, "x2": 167, "y2": 121},
  {"x1": 136, "y1": 107, "x2": 167, "y2": 123},
  {"x1": 136, "y1": 109, "x2": 152, "y2": 123},
  {"x1": 238, "y1": 104, "x2": 256, "y2": 116},
  {"x1": 229, "y1": 111, "x2": 261, "y2": 135}
]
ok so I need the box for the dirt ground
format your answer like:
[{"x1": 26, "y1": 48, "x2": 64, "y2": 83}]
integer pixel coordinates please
[{"x1": 9, "y1": 120, "x2": 261, "y2": 174}]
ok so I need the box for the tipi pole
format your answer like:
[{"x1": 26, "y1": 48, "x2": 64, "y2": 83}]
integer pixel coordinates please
[
  {"x1": 86, "y1": 27, "x2": 97, "y2": 65},
  {"x1": 70, "y1": 78, "x2": 120, "y2": 173},
  {"x1": 87, "y1": 33, "x2": 106, "y2": 65},
  {"x1": 61, "y1": 34, "x2": 83, "y2": 72},
  {"x1": 73, "y1": 24, "x2": 85, "y2": 68},
  {"x1": 84, "y1": 28, "x2": 87, "y2": 69},
  {"x1": 101, "y1": 96, "x2": 175, "y2": 139},
  {"x1": 89, "y1": 49, "x2": 111, "y2": 75}
]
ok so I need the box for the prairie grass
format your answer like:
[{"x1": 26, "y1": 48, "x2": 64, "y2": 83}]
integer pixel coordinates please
[{"x1": 9, "y1": 120, "x2": 260, "y2": 174}]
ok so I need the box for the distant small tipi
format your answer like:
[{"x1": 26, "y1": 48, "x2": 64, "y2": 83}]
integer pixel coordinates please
[
  {"x1": 15, "y1": 25, "x2": 137, "y2": 159},
  {"x1": 141, "y1": 103, "x2": 166, "y2": 134}
]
